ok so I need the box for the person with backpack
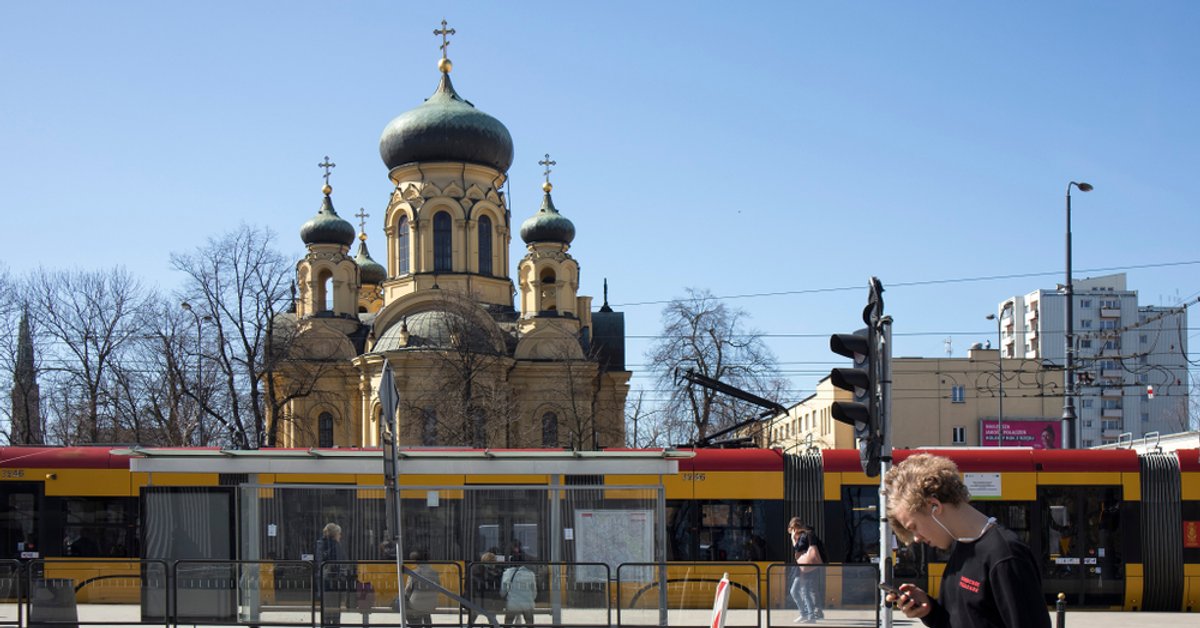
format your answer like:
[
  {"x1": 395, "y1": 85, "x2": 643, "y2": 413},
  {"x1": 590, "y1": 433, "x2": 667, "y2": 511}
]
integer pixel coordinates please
[{"x1": 500, "y1": 554, "x2": 537, "y2": 626}]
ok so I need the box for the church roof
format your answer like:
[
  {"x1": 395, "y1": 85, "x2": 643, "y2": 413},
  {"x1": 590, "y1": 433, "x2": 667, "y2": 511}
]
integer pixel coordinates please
[
  {"x1": 378, "y1": 71, "x2": 514, "y2": 174},
  {"x1": 372, "y1": 309, "x2": 501, "y2": 354},
  {"x1": 300, "y1": 186, "x2": 356, "y2": 247},
  {"x1": 354, "y1": 238, "x2": 386, "y2": 285},
  {"x1": 519, "y1": 185, "x2": 575, "y2": 245}
]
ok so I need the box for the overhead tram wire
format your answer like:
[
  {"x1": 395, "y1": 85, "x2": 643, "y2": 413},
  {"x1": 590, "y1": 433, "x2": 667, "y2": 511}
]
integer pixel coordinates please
[{"x1": 610, "y1": 258, "x2": 1200, "y2": 307}]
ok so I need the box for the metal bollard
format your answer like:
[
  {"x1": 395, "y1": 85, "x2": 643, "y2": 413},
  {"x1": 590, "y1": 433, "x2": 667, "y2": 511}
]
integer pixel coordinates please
[{"x1": 1055, "y1": 592, "x2": 1066, "y2": 628}]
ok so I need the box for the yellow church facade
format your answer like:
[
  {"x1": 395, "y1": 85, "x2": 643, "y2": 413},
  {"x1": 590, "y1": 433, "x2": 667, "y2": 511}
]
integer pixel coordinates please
[{"x1": 269, "y1": 42, "x2": 630, "y2": 450}]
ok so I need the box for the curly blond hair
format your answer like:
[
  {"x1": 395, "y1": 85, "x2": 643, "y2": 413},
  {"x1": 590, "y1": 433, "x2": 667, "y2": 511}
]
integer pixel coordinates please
[{"x1": 883, "y1": 453, "x2": 970, "y2": 543}]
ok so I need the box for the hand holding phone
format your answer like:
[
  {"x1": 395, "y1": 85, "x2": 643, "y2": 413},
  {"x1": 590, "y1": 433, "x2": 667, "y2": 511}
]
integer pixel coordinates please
[{"x1": 878, "y1": 582, "x2": 903, "y2": 598}]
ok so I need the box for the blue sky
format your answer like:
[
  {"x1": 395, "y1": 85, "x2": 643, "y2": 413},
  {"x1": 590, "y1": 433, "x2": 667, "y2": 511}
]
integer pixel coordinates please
[{"x1": 3, "y1": 1, "x2": 1198, "y2": 405}]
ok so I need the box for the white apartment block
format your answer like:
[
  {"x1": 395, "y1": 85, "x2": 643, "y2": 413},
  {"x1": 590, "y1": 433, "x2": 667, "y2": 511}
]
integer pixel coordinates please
[{"x1": 999, "y1": 273, "x2": 1189, "y2": 446}]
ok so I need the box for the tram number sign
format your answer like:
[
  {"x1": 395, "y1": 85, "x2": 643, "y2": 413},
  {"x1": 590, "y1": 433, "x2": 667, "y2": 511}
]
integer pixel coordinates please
[{"x1": 963, "y1": 473, "x2": 1002, "y2": 498}]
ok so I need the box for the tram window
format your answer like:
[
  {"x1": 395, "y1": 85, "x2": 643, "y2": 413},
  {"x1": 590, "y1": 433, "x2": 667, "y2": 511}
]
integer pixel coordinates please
[
  {"x1": 972, "y1": 501, "x2": 1031, "y2": 545},
  {"x1": 695, "y1": 500, "x2": 775, "y2": 561},
  {"x1": 1, "y1": 488, "x2": 38, "y2": 558},
  {"x1": 62, "y1": 497, "x2": 138, "y2": 557},
  {"x1": 841, "y1": 486, "x2": 880, "y2": 563}
]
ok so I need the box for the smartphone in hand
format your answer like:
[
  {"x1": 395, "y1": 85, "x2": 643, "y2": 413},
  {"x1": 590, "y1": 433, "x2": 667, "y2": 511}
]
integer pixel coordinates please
[{"x1": 878, "y1": 582, "x2": 904, "y2": 599}]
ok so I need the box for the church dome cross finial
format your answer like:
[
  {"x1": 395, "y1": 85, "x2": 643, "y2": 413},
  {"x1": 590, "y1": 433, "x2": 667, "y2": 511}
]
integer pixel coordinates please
[
  {"x1": 318, "y1": 156, "x2": 336, "y2": 195},
  {"x1": 435, "y1": 19, "x2": 456, "y2": 73},
  {"x1": 539, "y1": 153, "x2": 557, "y2": 192},
  {"x1": 355, "y1": 208, "x2": 370, "y2": 241}
]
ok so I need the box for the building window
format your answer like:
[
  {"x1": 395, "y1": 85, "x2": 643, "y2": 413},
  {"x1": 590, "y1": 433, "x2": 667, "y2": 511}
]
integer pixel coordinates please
[
  {"x1": 422, "y1": 408, "x2": 437, "y2": 445},
  {"x1": 951, "y1": 385, "x2": 966, "y2": 403},
  {"x1": 952, "y1": 426, "x2": 966, "y2": 445},
  {"x1": 1080, "y1": 299, "x2": 1092, "y2": 308},
  {"x1": 1139, "y1": 334, "x2": 1148, "y2": 344},
  {"x1": 318, "y1": 412, "x2": 334, "y2": 448},
  {"x1": 433, "y1": 212, "x2": 452, "y2": 271},
  {"x1": 397, "y1": 216, "x2": 410, "y2": 275},
  {"x1": 1080, "y1": 319, "x2": 1093, "y2": 329},
  {"x1": 1102, "y1": 399, "x2": 1122, "y2": 410},
  {"x1": 542, "y1": 412, "x2": 558, "y2": 447},
  {"x1": 1080, "y1": 339, "x2": 1092, "y2": 349},
  {"x1": 477, "y1": 215, "x2": 493, "y2": 276},
  {"x1": 1081, "y1": 399, "x2": 1093, "y2": 409}
]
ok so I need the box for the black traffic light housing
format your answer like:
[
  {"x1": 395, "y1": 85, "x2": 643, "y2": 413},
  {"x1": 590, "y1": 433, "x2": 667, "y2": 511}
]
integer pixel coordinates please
[{"x1": 830, "y1": 279, "x2": 885, "y2": 477}]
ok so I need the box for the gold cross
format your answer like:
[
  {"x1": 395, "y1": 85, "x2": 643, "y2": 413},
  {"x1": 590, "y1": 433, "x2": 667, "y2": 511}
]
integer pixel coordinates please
[
  {"x1": 434, "y1": 19, "x2": 456, "y2": 58},
  {"x1": 318, "y1": 156, "x2": 336, "y2": 185},
  {"x1": 539, "y1": 153, "x2": 557, "y2": 183},
  {"x1": 355, "y1": 208, "x2": 370, "y2": 234}
]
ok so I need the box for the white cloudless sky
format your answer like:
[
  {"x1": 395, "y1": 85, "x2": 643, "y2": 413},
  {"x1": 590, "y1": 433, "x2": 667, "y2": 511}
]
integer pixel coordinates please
[{"x1": 3, "y1": 1, "x2": 1198, "y2": 404}]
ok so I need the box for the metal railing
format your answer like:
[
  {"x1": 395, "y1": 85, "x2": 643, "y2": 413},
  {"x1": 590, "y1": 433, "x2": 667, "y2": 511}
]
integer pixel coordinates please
[{"x1": 0, "y1": 559, "x2": 894, "y2": 628}]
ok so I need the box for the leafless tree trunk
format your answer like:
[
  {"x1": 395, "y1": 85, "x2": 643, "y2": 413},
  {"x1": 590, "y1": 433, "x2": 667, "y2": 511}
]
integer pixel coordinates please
[
  {"x1": 399, "y1": 291, "x2": 515, "y2": 447},
  {"x1": 646, "y1": 288, "x2": 783, "y2": 443},
  {"x1": 171, "y1": 225, "x2": 297, "y2": 448}
]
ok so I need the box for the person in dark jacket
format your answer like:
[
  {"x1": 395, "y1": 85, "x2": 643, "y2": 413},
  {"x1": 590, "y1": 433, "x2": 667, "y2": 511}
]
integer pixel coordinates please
[
  {"x1": 316, "y1": 523, "x2": 346, "y2": 628},
  {"x1": 467, "y1": 552, "x2": 502, "y2": 628},
  {"x1": 884, "y1": 454, "x2": 1050, "y2": 628}
]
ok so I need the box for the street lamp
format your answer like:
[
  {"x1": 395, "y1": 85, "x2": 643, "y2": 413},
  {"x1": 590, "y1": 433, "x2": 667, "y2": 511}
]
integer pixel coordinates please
[
  {"x1": 180, "y1": 301, "x2": 213, "y2": 445},
  {"x1": 1063, "y1": 180, "x2": 1093, "y2": 449},
  {"x1": 986, "y1": 308, "x2": 1006, "y2": 446}
]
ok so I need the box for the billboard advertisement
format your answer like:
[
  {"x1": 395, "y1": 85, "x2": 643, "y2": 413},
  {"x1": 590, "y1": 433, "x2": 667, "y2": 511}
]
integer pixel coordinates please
[{"x1": 980, "y1": 419, "x2": 1060, "y2": 448}]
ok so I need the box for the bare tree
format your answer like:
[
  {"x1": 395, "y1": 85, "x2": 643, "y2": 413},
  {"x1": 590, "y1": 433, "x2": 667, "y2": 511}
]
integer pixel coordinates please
[
  {"x1": 646, "y1": 288, "x2": 783, "y2": 443},
  {"x1": 27, "y1": 267, "x2": 153, "y2": 444},
  {"x1": 171, "y1": 225, "x2": 301, "y2": 448},
  {"x1": 398, "y1": 291, "x2": 518, "y2": 447}
]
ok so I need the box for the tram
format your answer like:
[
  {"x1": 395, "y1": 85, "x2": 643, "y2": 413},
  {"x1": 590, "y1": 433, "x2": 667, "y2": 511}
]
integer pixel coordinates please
[{"x1": 0, "y1": 446, "x2": 1196, "y2": 612}]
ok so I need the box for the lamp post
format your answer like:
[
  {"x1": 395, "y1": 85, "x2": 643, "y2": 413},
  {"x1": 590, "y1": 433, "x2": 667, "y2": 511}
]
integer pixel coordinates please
[
  {"x1": 1063, "y1": 181, "x2": 1093, "y2": 449},
  {"x1": 180, "y1": 301, "x2": 212, "y2": 446},
  {"x1": 986, "y1": 309, "x2": 1005, "y2": 446}
]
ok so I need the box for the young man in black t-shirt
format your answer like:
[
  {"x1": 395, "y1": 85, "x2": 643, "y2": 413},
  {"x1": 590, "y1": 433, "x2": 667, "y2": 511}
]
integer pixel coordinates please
[{"x1": 883, "y1": 454, "x2": 1050, "y2": 628}]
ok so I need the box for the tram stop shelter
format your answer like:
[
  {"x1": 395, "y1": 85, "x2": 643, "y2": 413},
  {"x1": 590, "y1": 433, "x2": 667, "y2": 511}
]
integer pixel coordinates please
[{"x1": 116, "y1": 447, "x2": 690, "y2": 626}]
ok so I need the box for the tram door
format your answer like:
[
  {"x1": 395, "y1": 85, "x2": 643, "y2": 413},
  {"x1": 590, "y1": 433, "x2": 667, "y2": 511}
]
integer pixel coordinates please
[
  {"x1": 467, "y1": 488, "x2": 547, "y2": 561},
  {"x1": 1037, "y1": 486, "x2": 1124, "y2": 607},
  {"x1": 0, "y1": 482, "x2": 41, "y2": 560}
]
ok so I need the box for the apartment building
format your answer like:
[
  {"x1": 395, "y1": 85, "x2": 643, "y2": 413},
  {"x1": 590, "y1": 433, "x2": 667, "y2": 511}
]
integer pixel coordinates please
[{"x1": 999, "y1": 273, "x2": 1189, "y2": 446}]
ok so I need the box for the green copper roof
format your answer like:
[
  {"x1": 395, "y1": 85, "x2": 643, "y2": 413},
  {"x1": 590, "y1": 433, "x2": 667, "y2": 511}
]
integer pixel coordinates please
[
  {"x1": 519, "y1": 191, "x2": 575, "y2": 245},
  {"x1": 300, "y1": 193, "x2": 356, "y2": 247},
  {"x1": 355, "y1": 239, "x2": 387, "y2": 285},
  {"x1": 379, "y1": 73, "x2": 514, "y2": 173}
]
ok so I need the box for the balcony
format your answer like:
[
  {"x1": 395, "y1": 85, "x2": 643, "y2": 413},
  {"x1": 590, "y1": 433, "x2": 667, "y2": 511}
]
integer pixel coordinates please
[
  {"x1": 1100, "y1": 308, "x2": 1121, "y2": 318},
  {"x1": 1102, "y1": 407, "x2": 1123, "y2": 418},
  {"x1": 1102, "y1": 429, "x2": 1124, "y2": 439},
  {"x1": 1100, "y1": 388, "x2": 1122, "y2": 399},
  {"x1": 1101, "y1": 369, "x2": 1124, "y2": 379}
]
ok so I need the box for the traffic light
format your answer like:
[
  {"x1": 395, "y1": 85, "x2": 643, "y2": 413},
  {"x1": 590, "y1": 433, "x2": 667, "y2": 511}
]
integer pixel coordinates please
[
  {"x1": 830, "y1": 279, "x2": 885, "y2": 477},
  {"x1": 830, "y1": 328, "x2": 881, "y2": 477}
]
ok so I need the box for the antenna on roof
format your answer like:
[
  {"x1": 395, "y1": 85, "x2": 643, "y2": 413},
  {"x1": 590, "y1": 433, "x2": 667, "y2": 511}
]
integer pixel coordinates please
[{"x1": 944, "y1": 337, "x2": 953, "y2": 357}]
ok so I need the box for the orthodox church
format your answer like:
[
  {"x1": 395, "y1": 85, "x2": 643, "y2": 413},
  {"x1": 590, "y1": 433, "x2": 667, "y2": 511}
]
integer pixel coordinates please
[{"x1": 271, "y1": 30, "x2": 629, "y2": 449}]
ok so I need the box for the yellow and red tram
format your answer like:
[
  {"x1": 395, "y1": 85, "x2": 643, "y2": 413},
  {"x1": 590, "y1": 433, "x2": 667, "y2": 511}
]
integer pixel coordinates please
[{"x1": 0, "y1": 445, "x2": 1196, "y2": 612}]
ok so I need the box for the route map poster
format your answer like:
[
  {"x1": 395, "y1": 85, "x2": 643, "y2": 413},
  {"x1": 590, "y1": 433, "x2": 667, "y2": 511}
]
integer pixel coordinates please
[{"x1": 573, "y1": 509, "x2": 655, "y2": 583}]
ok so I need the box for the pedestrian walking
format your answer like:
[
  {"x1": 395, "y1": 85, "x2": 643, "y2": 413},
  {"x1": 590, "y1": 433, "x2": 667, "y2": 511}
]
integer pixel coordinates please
[
  {"x1": 883, "y1": 453, "x2": 1051, "y2": 628},
  {"x1": 799, "y1": 525, "x2": 826, "y2": 621},
  {"x1": 786, "y1": 517, "x2": 816, "y2": 623},
  {"x1": 405, "y1": 549, "x2": 439, "y2": 627}
]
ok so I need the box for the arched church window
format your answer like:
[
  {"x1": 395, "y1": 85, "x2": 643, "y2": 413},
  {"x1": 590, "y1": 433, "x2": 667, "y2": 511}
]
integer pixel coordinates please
[
  {"x1": 318, "y1": 412, "x2": 334, "y2": 448},
  {"x1": 477, "y1": 215, "x2": 492, "y2": 276},
  {"x1": 397, "y1": 216, "x2": 410, "y2": 275},
  {"x1": 539, "y1": 269, "x2": 557, "y2": 311},
  {"x1": 542, "y1": 411, "x2": 558, "y2": 447},
  {"x1": 433, "y1": 212, "x2": 452, "y2": 272},
  {"x1": 317, "y1": 269, "x2": 333, "y2": 312}
]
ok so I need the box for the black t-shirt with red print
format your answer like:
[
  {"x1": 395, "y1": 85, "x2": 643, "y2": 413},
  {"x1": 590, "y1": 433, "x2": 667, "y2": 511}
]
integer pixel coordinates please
[{"x1": 920, "y1": 525, "x2": 1050, "y2": 628}]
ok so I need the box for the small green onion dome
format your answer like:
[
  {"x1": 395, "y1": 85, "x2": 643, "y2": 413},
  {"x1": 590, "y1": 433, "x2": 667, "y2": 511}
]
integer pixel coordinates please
[
  {"x1": 355, "y1": 237, "x2": 387, "y2": 285},
  {"x1": 300, "y1": 185, "x2": 356, "y2": 247},
  {"x1": 379, "y1": 73, "x2": 514, "y2": 173},
  {"x1": 519, "y1": 184, "x2": 575, "y2": 245}
]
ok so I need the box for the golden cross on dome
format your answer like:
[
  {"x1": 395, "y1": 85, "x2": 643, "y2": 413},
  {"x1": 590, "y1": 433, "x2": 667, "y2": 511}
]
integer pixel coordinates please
[
  {"x1": 318, "y1": 156, "x2": 336, "y2": 186},
  {"x1": 434, "y1": 19, "x2": 456, "y2": 58},
  {"x1": 355, "y1": 208, "x2": 370, "y2": 234},
  {"x1": 539, "y1": 153, "x2": 557, "y2": 184}
]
